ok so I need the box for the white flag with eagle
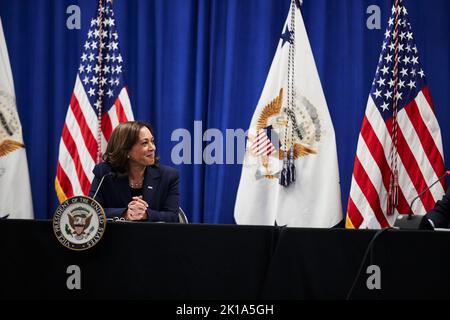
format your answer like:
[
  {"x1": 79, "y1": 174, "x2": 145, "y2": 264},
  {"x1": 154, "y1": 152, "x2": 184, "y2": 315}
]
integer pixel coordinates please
[
  {"x1": 234, "y1": 0, "x2": 342, "y2": 227},
  {"x1": 0, "y1": 17, "x2": 34, "y2": 219}
]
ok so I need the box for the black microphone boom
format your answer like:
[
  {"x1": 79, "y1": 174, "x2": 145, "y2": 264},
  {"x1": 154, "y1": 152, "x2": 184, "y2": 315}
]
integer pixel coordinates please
[
  {"x1": 408, "y1": 170, "x2": 450, "y2": 219},
  {"x1": 92, "y1": 172, "x2": 116, "y2": 201},
  {"x1": 395, "y1": 170, "x2": 449, "y2": 229}
]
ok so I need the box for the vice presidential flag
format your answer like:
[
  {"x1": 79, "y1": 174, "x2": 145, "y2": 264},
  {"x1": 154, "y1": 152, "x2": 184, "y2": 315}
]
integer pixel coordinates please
[
  {"x1": 0, "y1": 17, "x2": 34, "y2": 219},
  {"x1": 55, "y1": 0, "x2": 134, "y2": 202},
  {"x1": 234, "y1": 0, "x2": 342, "y2": 227},
  {"x1": 346, "y1": 0, "x2": 446, "y2": 229}
]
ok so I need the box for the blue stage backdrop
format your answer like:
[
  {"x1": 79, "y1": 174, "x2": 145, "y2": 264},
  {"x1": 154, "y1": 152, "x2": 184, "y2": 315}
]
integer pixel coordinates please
[{"x1": 0, "y1": 0, "x2": 449, "y2": 223}]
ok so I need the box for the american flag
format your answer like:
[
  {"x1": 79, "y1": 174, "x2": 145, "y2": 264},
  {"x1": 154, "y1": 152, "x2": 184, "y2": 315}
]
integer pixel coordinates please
[
  {"x1": 251, "y1": 129, "x2": 276, "y2": 156},
  {"x1": 55, "y1": 0, "x2": 134, "y2": 202},
  {"x1": 346, "y1": 0, "x2": 446, "y2": 229}
]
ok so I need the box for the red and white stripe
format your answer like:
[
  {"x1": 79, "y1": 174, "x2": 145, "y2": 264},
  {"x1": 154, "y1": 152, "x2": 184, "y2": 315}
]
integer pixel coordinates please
[
  {"x1": 251, "y1": 130, "x2": 275, "y2": 156},
  {"x1": 55, "y1": 75, "x2": 133, "y2": 202},
  {"x1": 347, "y1": 88, "x2": 446, "y2": 229}
]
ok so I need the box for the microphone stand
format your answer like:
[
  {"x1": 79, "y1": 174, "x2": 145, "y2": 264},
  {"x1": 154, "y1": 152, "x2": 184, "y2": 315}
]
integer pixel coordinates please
[
  {"x1": 92, "y1": 172, "x2": 115, "y2": 201},
  {"x1": 408, "y1": 171, "x2": 449, "y2": 220}
]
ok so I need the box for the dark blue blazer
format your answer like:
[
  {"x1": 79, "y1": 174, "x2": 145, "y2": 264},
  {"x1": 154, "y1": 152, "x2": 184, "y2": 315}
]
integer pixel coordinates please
[
  {"x1": 420, "y1": 188, "x2": 450, "y2": 229},
  {"x1": 88, "y1": 162, "x2": 180, "y2": 222}
]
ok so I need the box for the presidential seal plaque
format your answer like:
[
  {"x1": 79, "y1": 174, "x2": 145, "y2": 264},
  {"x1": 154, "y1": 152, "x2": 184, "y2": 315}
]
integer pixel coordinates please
[{"x1": 53, "y1": 196, "x2": 106, "y2": 251}]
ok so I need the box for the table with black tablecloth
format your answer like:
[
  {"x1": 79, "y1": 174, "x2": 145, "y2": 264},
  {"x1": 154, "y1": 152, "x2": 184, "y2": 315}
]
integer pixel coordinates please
[{"x1": 1, "y1": 220, "x2": 449, "y2": 299}]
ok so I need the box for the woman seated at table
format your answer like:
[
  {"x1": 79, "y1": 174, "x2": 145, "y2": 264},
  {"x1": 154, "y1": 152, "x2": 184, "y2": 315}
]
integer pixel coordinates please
[{"x1": 89, "y1": 121, "x2": 180, "y2": 222}]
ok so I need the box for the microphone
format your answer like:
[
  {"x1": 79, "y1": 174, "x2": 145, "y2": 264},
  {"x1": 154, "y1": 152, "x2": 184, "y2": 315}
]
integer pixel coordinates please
[
  {"x1": 408, "y1": 170, "x2": 450, "y2": 220},
  {"x1": 92, "y1": 171, "x2": 116, "y2": 201}
]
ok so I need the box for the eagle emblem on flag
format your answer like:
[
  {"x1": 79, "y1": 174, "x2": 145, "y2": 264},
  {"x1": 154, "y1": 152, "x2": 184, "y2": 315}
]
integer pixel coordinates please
[
  {"x1": 235, "y1": 0, "x2": 342, "y2": 227},
  {"x1": 0, "y1": 90, "x2": 24, "y2": 157},
  {"x1": 248, "y1": 88, "x2": 321, "y2": 180}
]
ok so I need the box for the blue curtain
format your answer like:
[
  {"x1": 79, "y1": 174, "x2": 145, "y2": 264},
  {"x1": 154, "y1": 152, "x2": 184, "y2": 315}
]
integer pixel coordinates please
[{"x1": 1, "y1": 0, "x2": 449, "y2": 223}]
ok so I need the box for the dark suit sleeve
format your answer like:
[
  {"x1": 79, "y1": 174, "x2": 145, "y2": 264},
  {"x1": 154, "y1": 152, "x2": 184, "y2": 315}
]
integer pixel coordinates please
[
  {"x1": 88, "y1": 166, "x2": 127, "y2": 219},
  {"x1": 147, "y1": 170, "x2": 180, "y2": 223},
  {"x1": 421, "y1": 188, "x2": 450, "y2": 229}
]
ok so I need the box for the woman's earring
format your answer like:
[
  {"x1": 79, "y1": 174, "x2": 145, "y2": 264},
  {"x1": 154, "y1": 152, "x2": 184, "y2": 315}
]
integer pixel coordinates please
[{"x1": 127, "y1": 154, "x2": 130, "y2": 159}]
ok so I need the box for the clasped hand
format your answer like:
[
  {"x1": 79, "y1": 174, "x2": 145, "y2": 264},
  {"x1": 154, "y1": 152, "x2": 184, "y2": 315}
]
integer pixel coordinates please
[{"x1": 125, "y1": 196, "x2": 149, "y2": 221}]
